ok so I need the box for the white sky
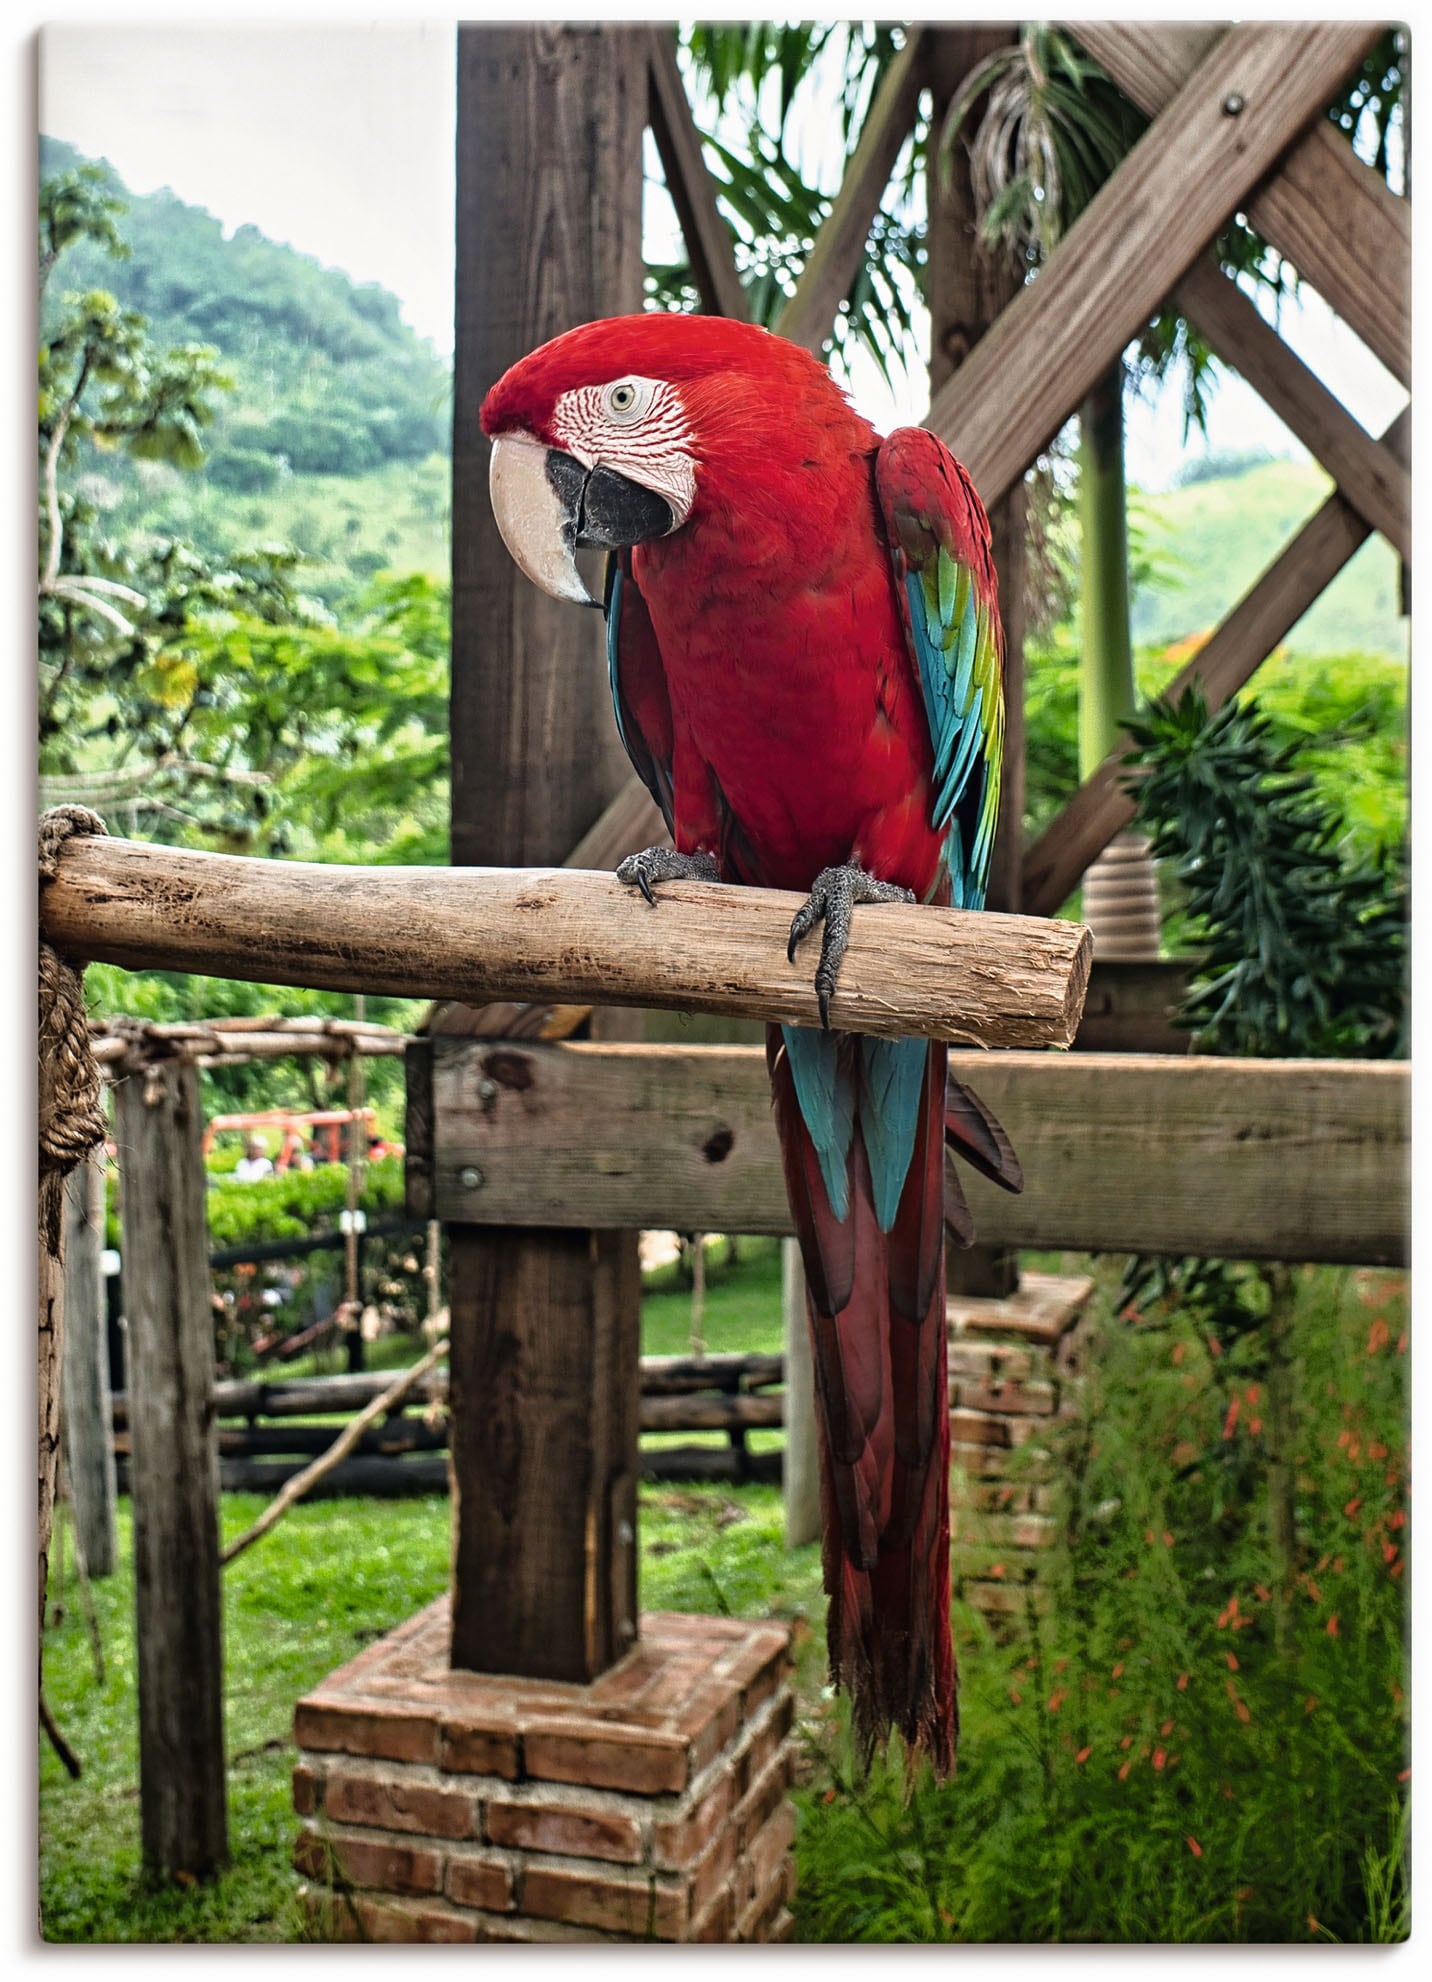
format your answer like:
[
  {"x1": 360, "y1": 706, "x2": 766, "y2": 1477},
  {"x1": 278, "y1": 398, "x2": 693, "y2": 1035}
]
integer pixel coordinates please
[{"x1": 34, "y1": 17, "x2": 1408, "y2": 491}]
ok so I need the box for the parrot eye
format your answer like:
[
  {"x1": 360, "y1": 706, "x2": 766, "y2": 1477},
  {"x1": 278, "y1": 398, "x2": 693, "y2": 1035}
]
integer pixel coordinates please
[{"x1": 602, "y1": 377, "x2": 656, "y2": 425}]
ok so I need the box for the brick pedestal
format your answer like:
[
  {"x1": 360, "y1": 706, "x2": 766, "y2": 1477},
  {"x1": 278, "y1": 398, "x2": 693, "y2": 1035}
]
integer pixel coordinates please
[
  {"x1": 947, "y1": 1270, "x2": 1095, "y2": 1618},
  {"x1": 292, "y1": 1599, "x2": 796, "y2": 1943}
]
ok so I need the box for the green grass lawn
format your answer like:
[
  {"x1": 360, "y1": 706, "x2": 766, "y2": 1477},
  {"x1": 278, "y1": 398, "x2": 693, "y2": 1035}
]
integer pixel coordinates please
[{"x1": 40, "y1": 1249, "x2": 1408, "y2": 1944}]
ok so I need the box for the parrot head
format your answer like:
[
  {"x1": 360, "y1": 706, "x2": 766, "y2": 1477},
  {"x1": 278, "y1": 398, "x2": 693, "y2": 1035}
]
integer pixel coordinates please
[{"x1": 480, "y1": 313, "x2": 869, "y2": 604}]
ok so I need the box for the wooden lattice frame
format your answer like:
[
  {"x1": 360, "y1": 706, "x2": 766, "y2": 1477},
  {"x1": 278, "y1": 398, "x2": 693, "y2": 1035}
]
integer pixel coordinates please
[{"x1": 625, "y1": 20, "x2": 1409, "y2": 914}]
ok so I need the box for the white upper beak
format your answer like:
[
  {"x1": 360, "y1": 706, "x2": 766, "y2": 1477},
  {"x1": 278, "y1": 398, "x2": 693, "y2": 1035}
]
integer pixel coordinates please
[{"x1": 488, "y1": 433, "x2": 596, "y2": 606}]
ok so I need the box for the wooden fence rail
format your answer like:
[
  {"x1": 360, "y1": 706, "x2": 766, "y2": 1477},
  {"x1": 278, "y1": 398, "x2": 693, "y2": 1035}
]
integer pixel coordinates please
[{"x1": 414, "y1": 1042, "x2": 1409, "y2": 1268}]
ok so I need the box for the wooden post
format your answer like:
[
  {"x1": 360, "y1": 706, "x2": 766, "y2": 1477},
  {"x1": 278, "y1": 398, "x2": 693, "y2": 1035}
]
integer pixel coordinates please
[
  {"x1": 448, "y1": 22, "x2": 646, "y2": 1680},
  {"x1": 114, "y1": 1060, "x2": 228, "y2": 1879},
  {"x1": 61, "y1": 1155, "x2": 117, "y2": 1578},
  {"x1": 929, "y1": 25, "x2": 1028, "y2": 1303},
  {"x1": 781, "y1": 1240, "x2": 820, "y2": 1548}
]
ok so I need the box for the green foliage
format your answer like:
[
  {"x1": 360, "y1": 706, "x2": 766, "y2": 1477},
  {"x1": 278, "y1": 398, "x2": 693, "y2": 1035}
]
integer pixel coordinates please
[
  {"x1": 1123, "y1": 688, "x2": 1406, "y2": 1057},
  {"x1": 203, "y1": 1155, "x2": 405, "y2": 1251},
  {"x1": 1172, "y1": 448, "x2": 1275, "y2": 489},
  {"x1": 39, "y1": 1255, "x2": 1408, "y2": 1943}
]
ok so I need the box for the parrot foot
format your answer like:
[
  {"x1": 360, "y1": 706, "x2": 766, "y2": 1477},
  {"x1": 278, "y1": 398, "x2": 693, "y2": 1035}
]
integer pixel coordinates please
[
  {"x1": 787, "y1": 863, "x2": 915, "y2": 1029},
  {"x1": 616, "y1": 845, "x2": 719, "y2": 906}
]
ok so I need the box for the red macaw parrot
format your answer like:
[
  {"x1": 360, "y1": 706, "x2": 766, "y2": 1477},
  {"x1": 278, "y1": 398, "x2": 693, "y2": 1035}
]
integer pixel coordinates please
[{"x1": 480, "y1": 314, "x2": 1020, "y2": 1780}]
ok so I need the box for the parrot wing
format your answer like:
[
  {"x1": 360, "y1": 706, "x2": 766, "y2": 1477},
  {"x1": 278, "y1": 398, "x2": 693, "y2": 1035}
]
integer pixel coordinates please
[
  {"x1": 875, "y1": 428, "x2": 1005, "y2": 913},
  {"x1": 603, "y1": 551, "x2": 676, "y2": 835}
]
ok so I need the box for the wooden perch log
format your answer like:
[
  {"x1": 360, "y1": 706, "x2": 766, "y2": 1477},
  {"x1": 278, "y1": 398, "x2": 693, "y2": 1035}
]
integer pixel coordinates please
[{"x1": 41, "y1": 834, "x2": 1093, "y2": 1050}]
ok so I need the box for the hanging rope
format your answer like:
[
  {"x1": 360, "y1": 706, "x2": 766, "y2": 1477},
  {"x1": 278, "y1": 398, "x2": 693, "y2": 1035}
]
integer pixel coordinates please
[{"x1": 39, "y1": 808, "x2": 110, "y2": 1250}]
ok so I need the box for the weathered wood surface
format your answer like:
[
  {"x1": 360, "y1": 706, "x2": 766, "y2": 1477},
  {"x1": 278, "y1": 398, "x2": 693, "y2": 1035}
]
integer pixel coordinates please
[
  {"x1": 776, "y1": 28, "x2": 927, "y2": 354},
  {"x1": 113, "y1": 1060, "x2": 228, "y2": 1880},
  {"x1": 1072, "y1": 960, "x2": 1194, "y2": 1056},
  {"x1": 448, "y1": 1227, "x2": 642, "y2": 1680},
  {"x1": 189, "y1": 1445, "x2": 782, "y2": 1499},
  {"x1": 1075, "y1": 19, "x2": 1411, "y2": 386},
  {"x1": 61, "y1": 1157, "x2": 117, "y2": 1578},
  {"x1": 924, "y1": 21, "x2": 1384, "y2": 508},
  {"x1": 646, "y1": 28, "x2": 749, "y2": 320},
  {"x1": 1173, "y1": 256, "x2": 1410, "y2": 561},
  {"x1": 425, "y1": 1042, "x2": 1409, "y2": 1266},
  {"x1": 1022, "y1": 407, "x2": 1409, "y2": 917},
  {"x1": 42, "y1": 834, "x2": 1094, "y2": 1050},
  {"x1": 781, "y1": 1240, "x2": 820, "y2": 1549}
]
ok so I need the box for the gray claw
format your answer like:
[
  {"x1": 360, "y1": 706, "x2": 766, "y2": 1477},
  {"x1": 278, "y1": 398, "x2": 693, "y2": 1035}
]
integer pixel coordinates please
[
  {"x1": 787, "y1": 863, "x2": 914, "y2": 1028},
  {"x1": 616, "y1": 846, "x2": 719, "y2": 906}
]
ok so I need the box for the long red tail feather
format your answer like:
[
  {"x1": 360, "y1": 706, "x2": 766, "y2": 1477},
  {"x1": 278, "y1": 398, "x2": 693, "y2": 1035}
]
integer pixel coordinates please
[{"x1": 768, "y1": 1026, "x2": 957, "y2": 1780}]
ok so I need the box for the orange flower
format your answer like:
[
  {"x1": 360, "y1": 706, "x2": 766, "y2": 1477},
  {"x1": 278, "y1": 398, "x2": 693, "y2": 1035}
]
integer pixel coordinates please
[
  {"x1": 1162, "y1": 1531, "x2": 1174, "y2": 1548},
  {"x1": 1120, "y1": 1735, "x2": 1133, "y2": 1751},
  {"x1": 1247, "y1": 1417, "x2": 1263, "y2": 1435},
  {"x1": 1253, "y1": 1584, "x2": 1272, "y2": 1603},
  {"x1": 1397, "y1": 1766, "x2": 1411, "y2": 1783},
  {"x1": 1009, "y1": 1688, "x2": 1022, "y2": 1705},
  {"x1": 1075, "y1": 1746, "x2": 1092, "y2": 1765},
  {"x1": 1327, "y1": 1614, "x2": 1340, "y2": 1638},
  {"x1": 1153, "y1": 1748, "x2": 1167, "y2": 1771},
  {"x1": 1176, "y1": 1672, "x2": 1189, "y2": 1691},
  {"x1": 1117, "y1": 1760, "x2": 1131, "y2": 1782},
  {"x1": 990, "y1": 1563, "x2": 1005, "y2": 1579},
  {"x1": 1171, "y1": 1342, "x2": 1185, "y2": 1366},
  {"x1": 1366, "y1": 1318, "x2": 1390, "y2": 1354},
  {"x1": 1304, "y1": 1697, "x2": 1318, "y2": 1715},
  {"x1": 1383, "y1": 1541, "x2": 1398, "y2": 1565},
  {"x1": 1244, "y1": 1384, "x2": 1261, "y2": 1406},
  {"x1": 1222, "y1": 1396, "x2": 1241, "y2": 1440},
  {"x1": 1047, "y1": 1689, "x2": 1067, "y2": 1714},
  {"x1": 1397, "y1": 1331, "x2": 1408, "y2": 1354},
  {"x1": 1344, "y1": 1496, "x2": 1362, "y2": 1518},
  {"x1": 1111, "y1": 1661, "x2": 1125, "y2": 1679},
  {"x1": 1187, "y1": 1836, "x2": 1203, "y2": 1858},
  {"x1": 1226, "y1": 1652, "x2": 1239, "y2": 1672},
  {"x1": 1206, "y1": 1335, "x2": 1222, "y2": 1359},
  {"x1": 1369, "y1": 1441, "x2": 1388, "y2": 1461},
  {"x1": 1160, "y1": 1719, "x2": 1174, "y2": 1737},
  {"x1": 1389, "y1": 1509, "x2": 1406, "y2": 1530}
]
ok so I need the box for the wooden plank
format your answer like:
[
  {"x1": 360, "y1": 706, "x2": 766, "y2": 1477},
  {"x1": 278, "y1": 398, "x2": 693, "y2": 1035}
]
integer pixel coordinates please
[
  {"x1": 1076, "y1": 21, "x2": 1411, "y2": 385},
  {"x1": 782, "y1": 1240, "x2": 820, "y2": 1548},
  {"x1": 42, "y1": 835, "x2": 1095, "y2": 1052},
  {"x1": 428, "y1": 1042, "x2": 1409, "y2": 1266},
  {"x1": 61, "y1": 1156, "x2": 117, "y2": 1578},
  {"x1": 1073, "y1": 959, "x2": 1193, "y2": 1056},
  {"x1": 1174, "y1": 256, "x2": 1410, "y2": 561},
  {"x1": 775, "y1": 28, "x2": 926, "y2": 354},
  {"x1": 923, "y1": 22, "x2": 1385, "y2": 508},
  {"x1": 113, "y1": 1061, "x2": 228, "y2": 1880},
  {"x1": 1021, "y1": 406, "x2": 1409, "y2": 917},
  {"x1": 646, "y1": 29, "x2": 750, "y2": 320},
  {"x1": 450, "y1": 22, "x2": 646, "y2": 1686}
]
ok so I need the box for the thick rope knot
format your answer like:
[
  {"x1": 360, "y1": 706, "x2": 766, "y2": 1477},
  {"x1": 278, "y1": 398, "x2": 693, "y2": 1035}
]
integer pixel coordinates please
[{"x1": 39, "y1": 807, "x2": 110, "y2": 1251}]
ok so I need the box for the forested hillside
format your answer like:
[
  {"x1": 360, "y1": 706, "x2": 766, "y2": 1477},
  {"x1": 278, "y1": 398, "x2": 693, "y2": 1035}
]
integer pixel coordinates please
[{"x1": 39, "y1": 136, "x2": 451, "y2": 604}]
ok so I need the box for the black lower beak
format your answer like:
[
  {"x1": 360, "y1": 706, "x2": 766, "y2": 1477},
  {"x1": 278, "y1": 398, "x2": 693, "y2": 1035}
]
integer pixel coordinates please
[{"x1": 545, "y1": 451, "x2": 674, "y2": 549}]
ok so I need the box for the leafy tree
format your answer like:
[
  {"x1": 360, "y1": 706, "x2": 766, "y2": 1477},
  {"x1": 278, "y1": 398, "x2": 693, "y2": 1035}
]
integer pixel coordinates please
[{"x1": 1119, "y1": 685, "x2": 1406, "y2": 1650}]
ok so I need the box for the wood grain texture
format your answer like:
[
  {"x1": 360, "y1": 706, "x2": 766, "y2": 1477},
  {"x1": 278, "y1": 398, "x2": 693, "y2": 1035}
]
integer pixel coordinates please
[
  {"x1": 646, "y1": 28, "x2": 750, "y2": 319},
  {"x1": 42, "y1": 835, "x2": 1095, "y2": 1050},
  {"x1": 923, "y1": 21, "x2": 1384, "y2": 507},
  {"x1": 451, "y1": 24, "x2": 644, "y2": 871},
  {"x1": 61, "y1": 1157, "x2": 117, "y2": 1579},
  {"x1": 449, "y1": 24, "x2": 647, "y2": 1683},
  {"x1": 113, "y1": 1061, "x2": 228, "y2": 1879},
  {"x1": 776, "y1": 28, "x2": 927, "y2": 354},
  {"x1": 427, "y1": 1042, "x2": 1409, "y2": 1266},
  {"x1": 1173, "y1": 256, "x2": 1410, "y2": 559},
  {"x1": 1021, "y1": 407, "x2": 1410, "y2": 917},
  {"x1": 1076, "y1": 20, "x2": 1411, "y2": 384}
]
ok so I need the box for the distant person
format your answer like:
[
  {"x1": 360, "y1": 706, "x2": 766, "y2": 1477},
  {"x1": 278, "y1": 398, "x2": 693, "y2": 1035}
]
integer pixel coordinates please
[
  {"x1": 234, "y1": 1134, "x2": 275, "y2": 1183},
  {"x1": 278, "y1": 1127, "x2": 314, "y2": 1174}
]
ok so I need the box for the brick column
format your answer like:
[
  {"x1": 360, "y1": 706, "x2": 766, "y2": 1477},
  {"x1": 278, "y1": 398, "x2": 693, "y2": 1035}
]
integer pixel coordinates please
[{"x1": 294, "y1": 1602, "x2": 796, "y2": 1943}]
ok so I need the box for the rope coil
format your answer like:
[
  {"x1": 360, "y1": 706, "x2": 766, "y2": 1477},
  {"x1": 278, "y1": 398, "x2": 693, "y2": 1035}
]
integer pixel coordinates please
[{"x1": 39, "y1": 808, "x2": 109, "y2": 1251}]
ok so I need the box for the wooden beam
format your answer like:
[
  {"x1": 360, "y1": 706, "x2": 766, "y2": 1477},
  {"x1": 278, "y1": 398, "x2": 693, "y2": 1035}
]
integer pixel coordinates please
[
  {"x1": 113, "y1": 1060, "x2": 228, "y2": 1880},
  {"x1": 451, "y1": 22, "x2": 647, "y2": 1688},
  {"x1": 425, "y1": 1042, "x2": 1409, "y2": 1267},
  {"x1": 42, "y1": 835, "x2": 1095, "y2": 1051},
  {"x1": 1021, "y1": 406, "x2": 1409, "y2": 917},
  {"x1": 61, "y1": 1157, "x2": 117, "y2": 1579},
  {"x1": 775, "y1": 28, "x2": 927, "y2": 355},
  {"x1": 1075, "y1": 20, "x2": 1411, "y2": 386},
  {"x1": 1173, "y1": 256, "x2": 1410, "y2": 561},
  {"x1": 646, "y1": 29, "x2": 750, "y2": 320},
  {"x1": 923, "y1": 21, "x2": 1385, "y2": 508}
]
